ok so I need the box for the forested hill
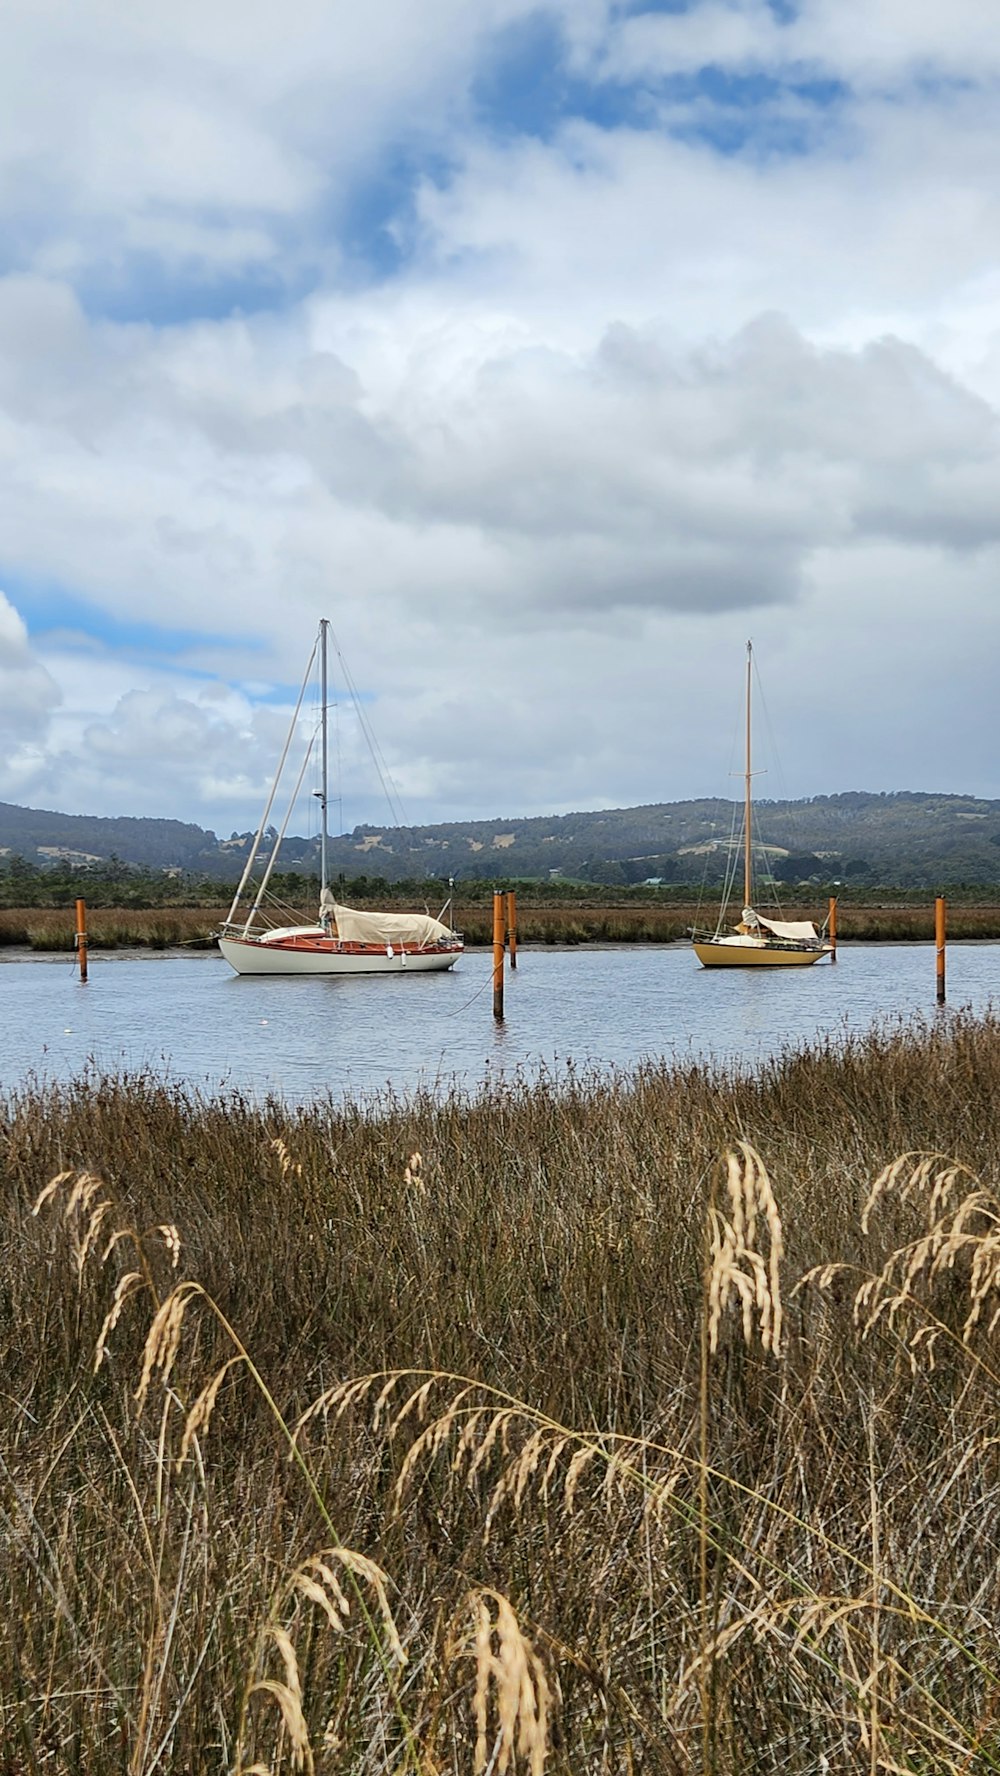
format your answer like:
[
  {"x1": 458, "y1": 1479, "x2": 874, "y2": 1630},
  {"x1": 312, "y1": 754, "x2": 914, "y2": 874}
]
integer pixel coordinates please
[
  {"x1": 4, "y1": 790, "x2": 1000, "y2": 888},
  {"x1": 0, "y1": 802, "x2": 221, "y2": 871}
]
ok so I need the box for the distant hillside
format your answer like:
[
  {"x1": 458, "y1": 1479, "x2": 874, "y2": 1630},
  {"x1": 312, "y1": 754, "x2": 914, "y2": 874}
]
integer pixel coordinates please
[
  {"x1": 3, "y1": 791, "x2": 1000, "y2": 888},
  {"x1": 0, "y1": 801, "x2": 224, "y2": 872},
  {"x1": 317, "y1": 791, "x2": 1000, "y2": 888}
]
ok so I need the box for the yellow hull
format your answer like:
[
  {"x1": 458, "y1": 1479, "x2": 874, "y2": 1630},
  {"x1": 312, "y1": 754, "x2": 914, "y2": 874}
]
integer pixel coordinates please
[{"x1": 693, "y1": 939, "x2": 829, "y2": 969}]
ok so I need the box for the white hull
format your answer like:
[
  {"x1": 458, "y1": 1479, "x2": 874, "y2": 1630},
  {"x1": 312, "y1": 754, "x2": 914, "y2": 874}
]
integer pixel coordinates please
[{"x1": 218, "y1": 933, "x2": 462, "y2": 976}]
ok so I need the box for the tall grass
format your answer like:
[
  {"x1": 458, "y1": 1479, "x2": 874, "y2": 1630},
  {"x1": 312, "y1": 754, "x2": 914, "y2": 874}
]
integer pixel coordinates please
[
  {"x1": 0, "y1": 906, "x2": 218, "y2": 949},
  {"x1": 4, "y1": 898, "x2": 1000, "y2": 948},
  {"x1": 4, "y1": 1017, "x2": 1000, "y2": 1768}
]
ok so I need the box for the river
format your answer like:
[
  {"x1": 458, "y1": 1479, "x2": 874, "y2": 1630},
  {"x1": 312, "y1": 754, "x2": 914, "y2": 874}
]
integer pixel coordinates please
[{"x1": 1, "y1": 940, "x2": 999, "y2": 1105}]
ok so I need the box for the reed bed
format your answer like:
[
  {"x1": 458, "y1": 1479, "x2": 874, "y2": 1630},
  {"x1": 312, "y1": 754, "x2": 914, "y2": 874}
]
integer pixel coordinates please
[
  {"x1": 458, "y1": 900, "x2": 1000, "y2": 944},
  {"x1": 4, "y1": 1017, "x2": 1000, "y2": 1770},
  {"x1": 0, "y1": 906, "x2": 219, "y2": 949},
  {"x1": 5, "y1": 899, "x2": 1000, "y2": 950},
  {"x1": 830, "y1": 901, "x2": 1000, "y2": 941}
]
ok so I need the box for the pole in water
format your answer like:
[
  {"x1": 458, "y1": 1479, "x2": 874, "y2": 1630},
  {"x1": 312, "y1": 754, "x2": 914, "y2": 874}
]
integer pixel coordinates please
[
  {"x1": 75, "y1": 897, "x2": 89, "y2": 983},
  {"x1": 506, "y1": 889, "x2": 518, "y2": 969},
  {"x1": 828, "y1": 896, "x2": 838, "y2": 963},
  {"x1": 492, "y1": 889, "x2": 505, "y2": 1020},
  {"x1": 935, "y1": 896, "x2": 946, "y2": 1004}
]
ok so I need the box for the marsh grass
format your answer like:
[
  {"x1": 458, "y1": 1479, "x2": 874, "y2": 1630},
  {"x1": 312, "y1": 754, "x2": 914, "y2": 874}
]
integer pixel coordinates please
[
  {"x1": 457, "y1": 901, "x2": 1000, "y2": 945},
  {"x1": 4, "y1": 1017, "x2": 1000, "y2": 1768},
  {"x1": 0, "y1": 906, "x2": 219, "y2": 949},
  {"x1": 4, "y1": 898, "x2": 1000, "y2": 949}
]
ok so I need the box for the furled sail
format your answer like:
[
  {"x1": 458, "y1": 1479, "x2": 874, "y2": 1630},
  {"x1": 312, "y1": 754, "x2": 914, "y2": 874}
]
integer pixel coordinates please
[
  {"x1": 320, "y1": 890, "x2": 452, "y2": 948},
  {"x1": 754, "y1": 912, "x2": 819, "y2": 942}
]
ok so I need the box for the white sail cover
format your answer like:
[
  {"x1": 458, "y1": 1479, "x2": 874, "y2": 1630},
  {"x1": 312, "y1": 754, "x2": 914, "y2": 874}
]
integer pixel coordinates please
[
  {"x1": 754, "y1": 912, "x2": 819, "y2": 942},
  {"x1": 324, "y1": 896, "x2": 453, "y2": 948}
]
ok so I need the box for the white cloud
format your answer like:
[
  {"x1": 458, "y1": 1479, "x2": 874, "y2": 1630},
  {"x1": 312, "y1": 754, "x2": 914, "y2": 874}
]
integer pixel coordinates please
[
  {"x1": 1, "y1": 0, "x2": 1000, "y2": 829},
  {"x1": 595, "y1": 0, "x2": 1000, "y2": 88},
  {"x1": 0, "y1": 662, "x2": 305, "y2": 827},
  {"x1": 2, "y1": 275, "x2": 1000, "y2": 822},
  {"x1": 0, "y1": 0, "x2": 577, "y2": 288},
  {"x1": 0, "y1": 591, "x2": 60, "y2": 736}
]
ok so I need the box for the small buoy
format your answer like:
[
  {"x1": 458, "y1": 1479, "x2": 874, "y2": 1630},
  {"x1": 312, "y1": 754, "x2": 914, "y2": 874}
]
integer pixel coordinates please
[{"x1": 260, "y1": 1019, "x2": 268, "y2": 1025}]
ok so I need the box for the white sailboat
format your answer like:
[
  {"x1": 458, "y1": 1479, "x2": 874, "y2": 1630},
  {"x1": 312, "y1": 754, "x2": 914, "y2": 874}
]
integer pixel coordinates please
[
  {"x1": 218, "y1": 622, "x2": 463, "y2": 976},
  {"x1": 693, "y1": 642, "x2": 832, "y2": 969}
]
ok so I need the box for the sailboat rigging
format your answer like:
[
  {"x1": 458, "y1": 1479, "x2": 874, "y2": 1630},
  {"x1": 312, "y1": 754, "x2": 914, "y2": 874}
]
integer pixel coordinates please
[
  {"x1": 218, "y1": 621, "x2": 464, "y2": 976},
  {"x1": 692, "y1": 642, "x2": 831, "y2": 969}
]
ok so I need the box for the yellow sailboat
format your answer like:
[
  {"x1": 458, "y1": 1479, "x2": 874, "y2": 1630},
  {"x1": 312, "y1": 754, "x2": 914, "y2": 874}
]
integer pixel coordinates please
[{"x1": 693, "y1": 642, "x2": 832, "y2": 969}]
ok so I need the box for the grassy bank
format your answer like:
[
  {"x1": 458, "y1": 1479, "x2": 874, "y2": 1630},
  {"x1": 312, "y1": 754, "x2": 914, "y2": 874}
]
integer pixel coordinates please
[
  {"x1": 458, "y1": 899, "x2": 1000, "y2": 944},
  {"x1": 4, "y1": 1017, "x2": 1000, "y2": 1770},
  {"x1": 0, "y1": 905, "x2": 218, "y2": 949},
  {"x1": 3, "y1": 897, "x2": 1000, "y2": 949}
]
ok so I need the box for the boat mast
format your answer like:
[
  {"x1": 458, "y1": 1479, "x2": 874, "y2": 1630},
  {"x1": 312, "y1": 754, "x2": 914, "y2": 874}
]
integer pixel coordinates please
[
  {"x1": 744, "y1": 639, "x2": 753, "y2": 910},
  {"x1": 319, "y1": 618, "x2": 329, "y2": 899},
  {"x1": 224, "y1": 633, "x2": 319, "y2": 931}
]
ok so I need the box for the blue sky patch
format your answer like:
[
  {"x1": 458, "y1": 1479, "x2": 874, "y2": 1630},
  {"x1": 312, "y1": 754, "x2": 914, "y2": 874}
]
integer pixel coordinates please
[
  {"x1": 619, "y1": 0, "x2": 801, "y2": 16},
  {"x1": 14, "y1": 580, "x2": 380, "y2": 711},
  {"x1": 43, "y1": 2, "x2": 842, "y2": 328},
  {"x1": 473, "y1": 12, "x2": 647, "y2": 142},
  {"x1": 471, "y1": 6, "x2": 843, "y2": 164},
  {"x1": 76, "y1": 242, "x2": 313, "y2": 328},
  {"x1": 619, "y1": 1, "x2": 698, "y2": 14},
  {"x1": 615, "y1": 1, "x2": 799, "y2": 22},
  {"x1": 10, "y1": 577, "x2": 242, "y2": 666},
  {"x1": 664, "y1": 66, "x2": 848, "y2": 158},
  {"x1": 335, "y1": 143, "x2": 457, "y2": 282}
]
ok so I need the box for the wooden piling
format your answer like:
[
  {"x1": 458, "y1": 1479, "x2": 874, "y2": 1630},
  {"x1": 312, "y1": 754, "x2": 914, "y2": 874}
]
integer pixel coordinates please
[
  {"x1": 492, "y1": 889, "x2": 505, "y2": 1020},
  {"x1": 935, "y1": 896, "x2": 946, "y2": 1004},
  {"x1": 75, "y1": 897, "x2": 89, "y2": 983},
  {"x1": 828, "y1": 896, "x2": 837, "y2": 963},
  {"x1": 506, "y1": 889, "x2": 518, "y2": 969}
]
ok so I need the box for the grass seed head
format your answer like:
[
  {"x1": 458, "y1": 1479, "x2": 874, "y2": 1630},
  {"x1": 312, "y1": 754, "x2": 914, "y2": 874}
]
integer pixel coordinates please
[
  {"x1": 708, "y1": 1143, "x2": 784, "y2": 1355},
  {"x1": 460, "y1": 1589, "x2": 549, "y2": 1776},
  {"x1": 295, "y1": 1557, "x2": 351, "y2": 1626},
  {"x1": 851, "y1": 1154, "x2": 1000, "y2": 1355},
  {"x1": 177, "y1": 1355, "x2": 243, "y2": 1467},
  {"x1": 270, "y1": 1137, "x2": 302, "y2": 1181},
  {"x1": 248, "y1": 1678, "x2": 311, "y2": 1774},
  {"x1": 94, "y1": 1271, "x2": 143, "y2": 1370},
  {"x1": 135, "y1": 1281, "x2": 202, "y2": 1411},
  {"x1": 31, "y1": 1169, "x2": 75, "y2": 1214},
  {"x1": 331, "y1": 1547, "x2": 406, "y2": 1665},
  {"x1": 156, "y1": 1222, "x2": 182, "y2": 1267}
]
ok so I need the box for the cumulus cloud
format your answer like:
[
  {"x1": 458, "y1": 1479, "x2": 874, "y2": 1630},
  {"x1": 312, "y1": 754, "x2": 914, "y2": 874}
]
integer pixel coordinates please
[
  {"x1": 4, "y1": 280, "x2": 997, "y2": 641},
  {"x1": 2, "y1": 672, "x2": 305, "y2": 827},
  {"x1": 0, "y1": 0, "x2": 578, "y2": 291},
  {"x1": 1, "y1": 0, "x2": 1000, "y2": 825},
  {"x1": 0, "y1": 591, "x2": 60, "y2": 736},
  {"x1": 593, "y1": 0, "x2": 1000, "y2": 89}
]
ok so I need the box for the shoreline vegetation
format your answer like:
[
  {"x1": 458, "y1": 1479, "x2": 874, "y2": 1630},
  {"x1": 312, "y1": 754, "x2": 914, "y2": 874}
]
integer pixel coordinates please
[
  {"x1": 3, "y1": 896, "x2": 1000, "y2": 950},
  {"x1": 5, "y1": 1018, "x2": 1000, "y2": 1769}
]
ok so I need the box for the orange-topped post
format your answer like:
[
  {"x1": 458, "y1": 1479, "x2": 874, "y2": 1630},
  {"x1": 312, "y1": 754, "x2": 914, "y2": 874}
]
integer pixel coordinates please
[
  {"x1": 506, "y1": 889, "x2": 518, "y2": 969},
  {"x1": 75, "y1": 898, "x2": 89, "y2": 983},
  {"x1": 492, "y1": 889, "x2": 505, "y2": 1020},
  {"x1": 828, "y1": 896, "x2": 837, "y2": 963},
  {"x1": 935, "y1": 897, "x2": 946, "y2": 1003}
]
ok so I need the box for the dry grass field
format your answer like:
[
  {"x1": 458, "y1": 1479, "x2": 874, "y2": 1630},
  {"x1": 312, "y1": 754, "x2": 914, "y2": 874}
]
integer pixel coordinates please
[
  {"x1": 0, "y1": 906, "x2": 218, "y2": 949},
  {"x1": 3, "y1": 898, "x2": 1000, "y2": 949},
  {"x1": 3, "y1": 1013, "x2": 1000, "y2": 1770}
]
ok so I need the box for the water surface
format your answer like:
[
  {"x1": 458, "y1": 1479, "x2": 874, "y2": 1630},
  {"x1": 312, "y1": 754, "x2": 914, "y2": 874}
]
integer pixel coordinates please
[{"x1": 1, "y1": 941, "x2": 997, "y2": 1105}]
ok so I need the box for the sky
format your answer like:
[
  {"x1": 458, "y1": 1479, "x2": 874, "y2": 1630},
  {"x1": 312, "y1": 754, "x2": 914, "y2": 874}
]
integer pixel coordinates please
[{"x1": 3, "y1": 0, "x2": 1000, "y2": 837}]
